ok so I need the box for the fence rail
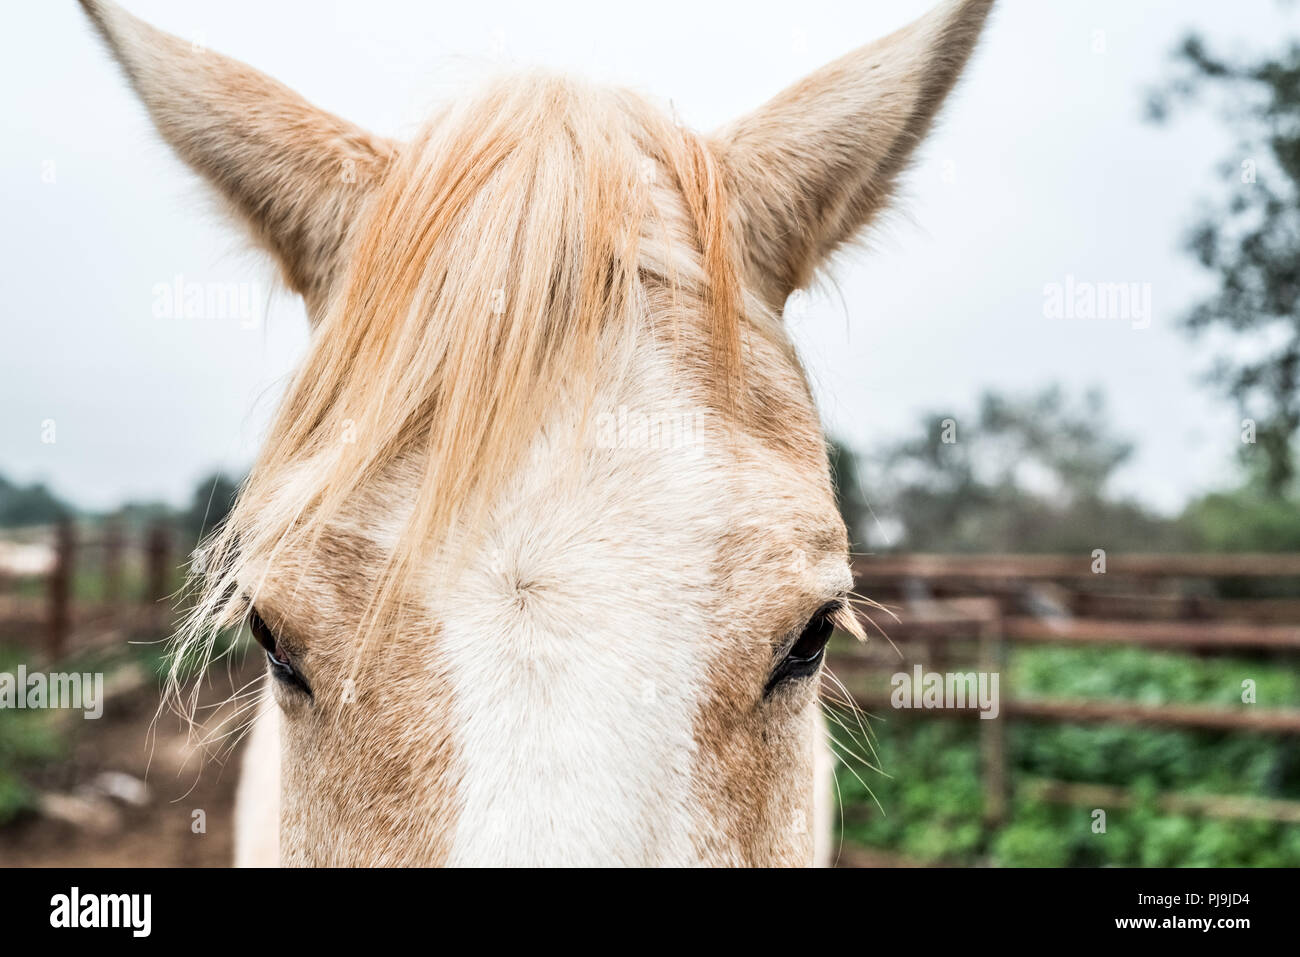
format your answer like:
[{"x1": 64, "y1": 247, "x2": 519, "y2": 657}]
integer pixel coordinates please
[
  {"x1": 0, "y1": 517, "x2": 178, "y2": 660},
  {"x1": 828, "y1": 552, "x2": 1300, "y2": 830},
  {"x1": 854, "y1": 552, "x2": 1300, "y2": 579}
]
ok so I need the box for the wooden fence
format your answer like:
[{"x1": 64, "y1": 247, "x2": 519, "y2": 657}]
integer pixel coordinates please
[
  {"x1": 827, "y1": 553, "x2": 1300, "y2": 827},
  {"x1": 0, "y1": 517, "x2": 178, "y2": 661}
]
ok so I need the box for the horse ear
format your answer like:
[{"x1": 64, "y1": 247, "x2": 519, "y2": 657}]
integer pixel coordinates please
[
  {"x1": 715, "y1": 0, "x2": 994, "y2": 311},
  {"x1": 77, "y1": 0, "x2": 395, "y2": 317}
]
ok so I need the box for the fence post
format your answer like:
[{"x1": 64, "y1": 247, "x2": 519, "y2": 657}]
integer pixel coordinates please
[
  {"x1": 979, "y1": 613, "x2": 1009, "y2": 827},
  {"x1": 143, "y1": 522, "x2": 172, "y2": 632},
  {"x1": 102, "y1": 517, "x2": 124, "y2": 608},
  {"x1": 48, "y1": 516, "x2": 75, "y2": 661}
]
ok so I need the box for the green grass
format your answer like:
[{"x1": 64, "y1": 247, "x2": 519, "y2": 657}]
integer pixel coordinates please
[
  {"x1": 832, "y1": 641, "x2": 1300, "y2": 866},
  {"x1": 0, "y1": 645, "x2": 68, "y2": 823}
]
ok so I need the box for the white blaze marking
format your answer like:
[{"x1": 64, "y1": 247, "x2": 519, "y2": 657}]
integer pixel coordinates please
[{"x1": 440, "y1": 372, "x2": 723, "y2": 864}]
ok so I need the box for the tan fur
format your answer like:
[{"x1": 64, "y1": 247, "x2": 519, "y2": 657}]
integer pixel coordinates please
[
  {"x1": 76, "y1": 0, "x2": 395, "y2": 315},
  {"x1": 717, "y1": 0, "x2": 996, "y2": 310},
  {"x1": 78, "y1": 0, "x2": 993, "y2": 866}
]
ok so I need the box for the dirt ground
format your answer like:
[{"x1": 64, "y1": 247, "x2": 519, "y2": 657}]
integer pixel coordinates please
[{"x1": 0, "y1": 657, "x2": 260, "y2": 868}]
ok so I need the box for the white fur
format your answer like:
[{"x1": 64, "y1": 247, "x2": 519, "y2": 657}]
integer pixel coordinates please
[
  {"x1": 813, "y1": 711, "x2": 835, "y2": 867},
  {"x1": 439, "y1": 350, "x2": 727, "y2": 865},
  {"x1": 233, "y1": 695, "x2": 280, "y2": 867}
]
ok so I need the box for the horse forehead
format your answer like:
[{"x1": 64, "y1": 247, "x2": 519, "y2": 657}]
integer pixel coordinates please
[
  {"x1": 418, "y1": 412, "x2": 833, "y2": 864},
  {"x1": 381, "y1": 409, "x2": 832, "y2": 628},
  {"x1": 242, "y1": 293, "x2": 841, "y2": 606},
  {"x1": 451, "y1": 359, "x2": 838, "y2": 603},
  {"x1": 429, "y1": 421, "x2": 828, "y2": 863}
]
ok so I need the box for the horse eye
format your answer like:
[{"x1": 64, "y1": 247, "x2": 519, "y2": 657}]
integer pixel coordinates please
[
  {"x1": 249, "y1": 608, "x2": 312, "y2": 698},
  {"x1": 764, "y1": 604, "x2": 837, "y2": 696}
]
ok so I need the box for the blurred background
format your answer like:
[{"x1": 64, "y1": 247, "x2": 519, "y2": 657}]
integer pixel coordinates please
[{"x1": 2, "y1": 0, "x2": 1300, "y2": 866}]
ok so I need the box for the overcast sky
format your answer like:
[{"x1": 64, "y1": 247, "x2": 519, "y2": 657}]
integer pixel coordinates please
[{"x1": 3, "y1": 0, "x2": 1294, "y2": 515}]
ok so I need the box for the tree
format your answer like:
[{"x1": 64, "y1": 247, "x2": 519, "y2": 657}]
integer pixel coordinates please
[
  {"x1": 182, "y1": 472, "x2": 241, "y2": 542},
  {"x1": 0, "y1": 475, "x2": 70, "y2": 527},
  {"x1": 828, "y1": 437, "x2": 873, "y2": 549},
  {"x1": 1148, "y1": 27, "x2": 1300, "y2": 493},
  {"x1": 867, "y1": 387, "x2": 1181, "y2": 553}
]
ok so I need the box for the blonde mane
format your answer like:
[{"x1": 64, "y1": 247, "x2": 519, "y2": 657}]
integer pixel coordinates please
[{"x1": 168, "y1": 73, "x2": 749, "y2": 710}]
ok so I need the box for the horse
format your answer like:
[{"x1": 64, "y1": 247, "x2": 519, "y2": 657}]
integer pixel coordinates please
[{"x1": 78, "y1": 0, "x2": 993, "y2": 866}]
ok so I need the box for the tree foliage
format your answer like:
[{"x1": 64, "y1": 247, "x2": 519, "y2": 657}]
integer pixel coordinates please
[
  {"x1": 181, "y1": 472, "x2": 241, "y2": 542},
  {"x1": 0, "y1": 475, "x2": 69, "y2": 528},
  {"x1": 864, "y1": 387, "x2": 1181, "y2": 553},
  {"x1": 1148, "y1": 28, "x2": 1300, "y2": 493}
]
